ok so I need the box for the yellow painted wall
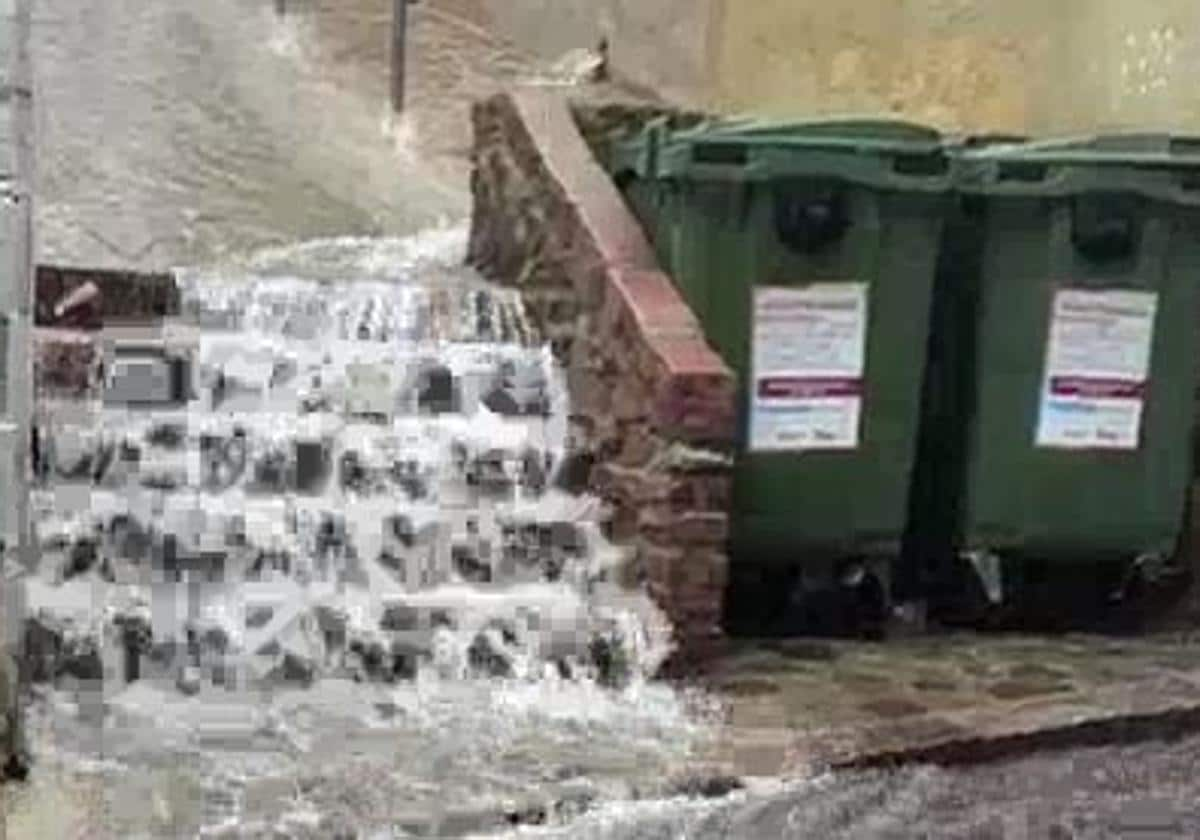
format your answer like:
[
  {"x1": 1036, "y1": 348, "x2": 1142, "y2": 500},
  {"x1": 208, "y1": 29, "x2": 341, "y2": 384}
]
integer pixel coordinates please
[
  {"x1": 709, "y1": 0, "x2": 1200, "y2": 133},
  {"x1": 480, "y1": 0, "x2": 719, "y2": 106},
  {"x1": 492, "y1": 0, "x2": 1200, "y2": 133}
]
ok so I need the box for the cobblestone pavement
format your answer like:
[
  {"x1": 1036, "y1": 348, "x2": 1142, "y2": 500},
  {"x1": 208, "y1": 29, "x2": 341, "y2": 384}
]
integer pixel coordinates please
[
  {"x1": 488, "y1": 734, "x2": 1200, "y2": 839},
  {"x1": 473, "y1": 635, "x2": 1200, "y2": 838},
  {"x1": 701, "y1": 633, "x2": 1200, "y2": 778}
]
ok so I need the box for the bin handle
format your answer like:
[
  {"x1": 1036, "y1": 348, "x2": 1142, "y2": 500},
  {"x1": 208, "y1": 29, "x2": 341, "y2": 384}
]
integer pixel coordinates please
[
  {"x1": 891, "y1": 151, "x2": 950, "y2": 178},
  {"x1": 1177, "y1": 172, "x2": 1200, "y2": 193},
  {"x1": 995, "y1": 161, "x2": 1051, "y2": 184},
  {"x1": 1071, "y1": 193, "x2": 1140, "y2": 263},
  {"x1": 1051, "y1": 201, "x2": 1169, "y2": 283},
  {"x1": 772, "y1": 181, "x2": 852, "y2": 255}
]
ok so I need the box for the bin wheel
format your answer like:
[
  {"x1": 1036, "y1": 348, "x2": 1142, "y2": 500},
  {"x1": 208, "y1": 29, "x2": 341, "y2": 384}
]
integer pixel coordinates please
[
  {"x1": 1110, "y1": 553, "x2": 1180, "y2": 604},
  {"x1": 776, "y1": 559, "x2": 889, "y2": 640},
  {"x1": 1072, "y1": 194, "x2": 1138, "y2": 262},
  {"x1": 928, "y1": 551, "x2": 1005, "y2": 629},
  {"x1": 840, "y1": 559, "x2": 888, "y2": 641}
]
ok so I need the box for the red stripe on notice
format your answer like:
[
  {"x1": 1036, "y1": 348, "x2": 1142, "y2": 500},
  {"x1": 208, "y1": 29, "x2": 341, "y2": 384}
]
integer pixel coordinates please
[
  {"x1": 758, "y1": 377, "x2": 863, "y2": 399},
  {"x1": 1049, "y1": 377, "x2": 1146, "y2": 399}
]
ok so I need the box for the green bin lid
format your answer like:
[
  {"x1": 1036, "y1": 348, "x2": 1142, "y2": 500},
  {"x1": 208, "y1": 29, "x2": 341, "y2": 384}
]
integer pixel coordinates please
[
  {"x1": 959, "y1": 132, "x2": 1200, "y2": 166},
  {"x1": 609, "y1": 115, "x2": 952, "y2": 188},
  {"x1": 672, "y1": 115, "x2": 944, "y2": 149},
  {"x1": 953, "y1": 132, "x2": 1200, "y2": 203}
]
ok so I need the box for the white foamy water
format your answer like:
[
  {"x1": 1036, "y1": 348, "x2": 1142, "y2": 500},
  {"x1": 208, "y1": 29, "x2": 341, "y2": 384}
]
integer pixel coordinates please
[
  {"x1": 21, "y1": 3, "x2": 733, "y2": 835},
  {"x1": 20, "y1": 230, "x2": 727, "y2": 839}
]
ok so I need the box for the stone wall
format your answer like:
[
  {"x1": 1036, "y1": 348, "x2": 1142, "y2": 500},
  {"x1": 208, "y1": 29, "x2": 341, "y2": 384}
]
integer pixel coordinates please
[{"x1": 467, "y1": 91, "x2": 737, "y2": 670}]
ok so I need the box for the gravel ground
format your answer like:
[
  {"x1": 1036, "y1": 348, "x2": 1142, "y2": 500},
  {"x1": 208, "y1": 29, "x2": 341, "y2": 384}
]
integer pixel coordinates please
[{"x1": 479, "y1": 734, "x2": 1200, "y2": 839}]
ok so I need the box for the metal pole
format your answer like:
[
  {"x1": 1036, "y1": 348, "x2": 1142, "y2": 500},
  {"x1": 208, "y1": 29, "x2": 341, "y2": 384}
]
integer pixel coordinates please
[
  {"x1": 391, "y1": 0, "x2": 410, "y2": 114},
  {"x1": 2, "y1": 0, "x2": 35, "y2": 780}
]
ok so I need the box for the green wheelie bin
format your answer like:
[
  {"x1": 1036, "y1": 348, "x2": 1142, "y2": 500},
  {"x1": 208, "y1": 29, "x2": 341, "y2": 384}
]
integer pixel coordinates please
[
  {"x1": 608, "y1": 119, "x2": 954, "y2": 635},
  {"x1": 920, "y1": 134, "x2": 1200, "y2": 625}
]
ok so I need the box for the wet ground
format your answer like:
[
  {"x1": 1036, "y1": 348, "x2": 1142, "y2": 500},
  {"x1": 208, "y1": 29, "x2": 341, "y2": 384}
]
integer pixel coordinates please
[
  {"x1": 468, "y1": 733, "x2": 1200, "y2": 839},
  {"x1": 701, "y1": 633, "x2": 1200, "y2": 774}
]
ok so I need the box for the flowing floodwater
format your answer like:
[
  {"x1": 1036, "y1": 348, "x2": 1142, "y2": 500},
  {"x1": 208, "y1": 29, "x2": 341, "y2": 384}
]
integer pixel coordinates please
[
  {"x1": 16, "y1": 226, "x2": 733, "y2": 838},
  {"x1": 13, "y1": 2, "x2": 742, "y2": 836},
  {"x1": 33, "y1": 0, "x2": 472, "y2": 270}
]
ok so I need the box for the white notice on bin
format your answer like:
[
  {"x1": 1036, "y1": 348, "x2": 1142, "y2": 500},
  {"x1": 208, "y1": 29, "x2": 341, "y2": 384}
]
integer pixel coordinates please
[
  {"x1": 749, "y1": 284, "x2": 868, "y2": 452},
  {"x1": 1034, "y1": 288, "x2": 1158, "y2": 450}
]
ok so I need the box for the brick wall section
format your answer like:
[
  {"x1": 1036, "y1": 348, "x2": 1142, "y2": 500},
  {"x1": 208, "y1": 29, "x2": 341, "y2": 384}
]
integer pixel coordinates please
[{"x1": 468, "y1": 90, "x2": 737, "y2": 671}]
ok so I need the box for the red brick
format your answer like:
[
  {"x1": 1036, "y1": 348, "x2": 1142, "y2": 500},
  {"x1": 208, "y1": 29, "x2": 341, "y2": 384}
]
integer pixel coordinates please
[
  {"x1": 608, "y1": 506, "x2": 640, "y2": 543},
  {"x1": 640, "y1": 543, "x2": 686, "y2": 588},
  {"x1": 611, "y1": 372, "x2": 651, "y2": 422},
  {"x1": 676, "y1": 552, "x2": 730, "y2": 590},
  {"x1": 467, "y1": 90, "x2": 739, "y2": 671},
  {"x1": 649, "y1": 338, "x2": 731, "y2": 380},
  {"x1": 679, "y1": 513, "x2": 730, "y2": 546},
  {"x1": 666, "y1": 475, "x2": 734, "y2": 513},
  {"x1": 614, "y1": 420, "x2": 658, "y2": 468},
  {"x1": 651, "y1": 373, "x2": 738, "y2": 443},
  {"x1": 609, "y1": 268, "x2": 702, "y2": 338},
  {"x1": 640, "y1": 510, "x2": 729, "y2": 547}
]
